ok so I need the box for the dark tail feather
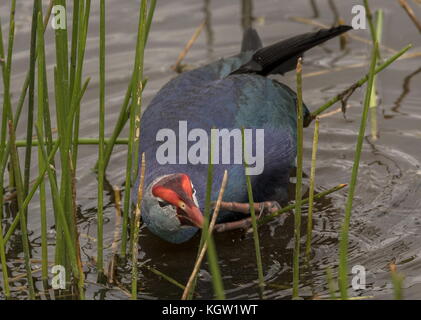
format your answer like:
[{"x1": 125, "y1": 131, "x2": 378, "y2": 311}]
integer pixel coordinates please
[
  {"x1": 241, "y1": 28, "x2": 263, "y2": 53},
  {"x1": 231, "y1": 25, "x2": 352, "y2": 76}
]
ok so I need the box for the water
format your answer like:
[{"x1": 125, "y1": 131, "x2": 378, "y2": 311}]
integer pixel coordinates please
[{"x1": 1, "y1": 0, "x2": 420, "y2": 299}]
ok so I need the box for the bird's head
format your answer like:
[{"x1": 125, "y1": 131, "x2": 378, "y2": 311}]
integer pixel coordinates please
[{"x1": 142, "y1": 173, "x2": 203, "y2": 243}]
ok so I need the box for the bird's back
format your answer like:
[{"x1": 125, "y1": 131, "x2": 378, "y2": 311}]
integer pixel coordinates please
[{"x1": 138, "y1": 54, "x2": 302, "y2": 222}]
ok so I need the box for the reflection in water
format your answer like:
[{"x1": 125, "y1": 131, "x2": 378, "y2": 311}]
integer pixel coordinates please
[
  {"x1": 242, "y1": 0, "x2": 254, "y2": 30},
  {"x1": 309, "y1": 0, "x2": 319, "y2": 19},
  {"x1": 327, "y1": 0, "x2": 340, "y2": 26},
  {"x1": 203, "y1": 0, "x2": 214, "y2": 57},
  {"x1": 392, "y1": 67, "x2": 421, "y2": 113}
]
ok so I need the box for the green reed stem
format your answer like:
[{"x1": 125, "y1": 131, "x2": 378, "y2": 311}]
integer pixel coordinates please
[
  {"x1": 8, "y1": 121, "x2": 36, "y2": 299},
  {"x1": 326, "y1": 268, "x2": 337, "y2": 300},
  {"x1": 128, "y1": 0, "x2": 149, "y2": 255},
  {"x1": 310, "y1": 44, "x2": 412, "y2": 120},
  {"x1": 305, "y1": 117, "x2": 319, "y2": 262},
  {"x1": 4, "y1": 140, "x2": 60, "y2": 245},
  {"x1": 99, "y1": 0, "x2": 156, "y2": 172},
  {"x1": 96, "y1": 0, "x2": 106, "y2": 276},
  {"x1": 71, "y1": 0, "x2": 91, "y2": 170},
  {"x1": 53, "y1": 0, "x2": 71, "y2": 271},
  {"x1": 0, "y1": 14, "x2": 10, "y2": 293},
  {"x1": 242, "y1": 128, "x2": 265, "y2": 299},
  {"x1": 259, "y1": 184, "x2": 347, "y2": 226},
  {"x1": 69, "y1": 0, "x2": 81, "y2": 97},
  {"x1": 0, "y1": 17, "x2": 5, "y2": 78},
  {"x1": 100, "y1": 75, "x2": 133, "y2": 172},
  {"x1": 187, "y1": 129, "x2": 216, "y2": 300},
  {"x1": 292, "y1": 58, "x2": 304, "y2": 300},
  {"x1": 182, "y1": 170, "x2": 227, "y2": 300},
  {"x1": 0, "y1": 4, "x2": 53, "y2": 185},
  {"x1": 36, "y1": 12, "x2": 48, "y2": 281},
  {"x1": 338, "y1": 42, "x2": 378, "y2": 300},
  {"x1": 370, "y1": 10, "x2": 383, "y2": 140},
  {"x1": 12, "y1": 2, "x2": 53, "y2": 128},
  {"x1": 205, "y1": 179, "x2": 226, "y2": 300},
  {"x1": 15, "y1": 138, "x2": 129, "y2": 147},
  {"x1": 131, "y1": 153, "x2": 146, "y2": 300},
  {"x1": 0, "y1": 209, "x2": 9, "y2": 298},
  {"x1": 23, "y1": 0, "x2": 42, "y2": 213},
  {"x1": 121, "y1": 0, "x2": 148, "y2": 257},
  {"x1": 203, "y1": 137, "x2": 225, "y2": 300},
  {"x1": 0, "y1": 0, "x2": 16, "y2": 299},
  {"x1": 35, "y1": 125, "x2": 84, "y2": 299},
  {"x1": 363, "y1": 0, "x2": 381, "y2": 60},
  {"x1": 390, "y1": 266, "x2": 404, "y2": 300}
]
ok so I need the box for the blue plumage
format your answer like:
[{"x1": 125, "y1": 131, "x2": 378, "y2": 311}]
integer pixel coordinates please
[{"x1": 133, "y1": 26, "x2": 352, "y2": 243}]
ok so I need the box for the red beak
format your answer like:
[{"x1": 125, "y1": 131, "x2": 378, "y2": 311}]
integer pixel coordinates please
[{"x1": 177, "y1": 201, "x2": 204, "y2": 229}]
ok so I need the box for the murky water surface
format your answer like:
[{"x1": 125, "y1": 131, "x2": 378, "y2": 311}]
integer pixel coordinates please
[{"x1": 1, "y1": 0, "x2": 420, "y2": 299}]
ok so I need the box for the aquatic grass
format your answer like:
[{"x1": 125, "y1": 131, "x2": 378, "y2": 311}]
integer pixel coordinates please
[
  {"x1": 107, "y1": 186, "x2": 122, "y2": 284},
  {"x1": 363, "y1": 0, "x2": 381, "y2": 60},
  {"x1": 50, "y1": 0, "x2": 91, "y2": 280},
  {"x1": 338, "y1": 42, "x2": 378, "y2": 300},
  {"x1": 390, "y1": 262, "x2": 404, "y2": 300},
  {"x1": 121, "y1": 0, "x2": 148, "y2": 257},
  {"x1": 3, "y1": 79, "x2": 90, "y2": 300},
  {"x1": 8, "y1": 120, "x2": 36, "y2": 299},
  {"x1": 71, "y1": 0, "x2": 91, "y2": 170},
  {"x1": 370, "y1": 10, "x2": 383, "y2": 141},
  {"x1": 0, "y1": 0, "x2": 17, "y2": 299},
  {"x1": 186, "y1": 129, "x2": 216, "y2": 300},
  {"x1": 52, "y1": 0, "x2": 72, "y2": 271},
  {"x1": 173, "y1": 21, "x2": 205, "y2": 72},
  {"x1": 0, "y1": 203, "x2": 9, "y2": 297},
  {"x1": 326, "y1": 268, "x2": 337, "y2": 300},
  {"x1": 204, "y1": 169, "x2": 226, "y2": 300},
  {"x1": 3, "y1": 140, "x2": 61, "y2": 245},
  {"x1": 398, "y1": 0, "x2": 421, "y2": 33},
  {"x1": 97, "y1": 0, "x2": 106, "y2": 276},
  {"x1": 35, "y1": 125, "x2": 85, "y2": 299},
  {"x1": 69, "y1": 0, "x2": 81, "y2": 97},
  {"x1": 242, "y1": 128, "x2": 265, "y2": 299},
  {"x1": 23, "y1": 1, "x2": 42, "y2": 217},
  {"x1": 15, "y1": 138, "x2": 129, "y2": 147},
  {"x1": 142, "y1": 265, "x2": 186, "y2": 291},
  {"x1": 131, "y1": 153, "x2": 146, "y2": 300},
  {"x1": 36, "y1": 11, "x2": 48, "y2": 282},
  {"x1": 0, "y1": 4, "x2": 53, "y2": 190},
  {"x1": 310, "y1": 44, "x2": 412, "y2": 121},
  {"x1": 292, "y1": 58, "x2": 304, "y2": 299},
  {"x1": 100, "y1": 0, "x2": 156, "y2": 173},
  {"x1": 182, "y1": 170, "x2": 228, "y2": 300},
  {"x1": 305, "y1": 117, "x2": 320, "y2": 262},
  {"x1": 187, "y1": 130, "x2": 225, "y2": 300}
]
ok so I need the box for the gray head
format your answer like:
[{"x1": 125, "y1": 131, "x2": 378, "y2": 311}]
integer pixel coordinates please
[{"x1": 142, "y1": 173, "x2": 204, "y2": 243}]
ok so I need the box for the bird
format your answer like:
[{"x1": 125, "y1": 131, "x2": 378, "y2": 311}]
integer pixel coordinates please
[{"x1": 132, "y1": 25, "x2": 353, "y2": 244}]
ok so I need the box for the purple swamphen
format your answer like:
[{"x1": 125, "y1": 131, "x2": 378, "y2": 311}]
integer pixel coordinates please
[{"x1": 133, "y1": 25, "x2": 352, "y2": 243}]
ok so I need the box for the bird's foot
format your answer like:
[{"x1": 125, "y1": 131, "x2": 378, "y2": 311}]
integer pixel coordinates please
[{"x1": 213, "y1": 200, "x2": 281, "y2": 233}]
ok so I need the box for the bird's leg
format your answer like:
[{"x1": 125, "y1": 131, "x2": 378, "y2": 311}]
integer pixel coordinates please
[
  {"x1": 215, "y1": 200, "x2": 281, "y2": 215},
  {"x1": 213, "y1": 201, "x2": 281, "y2": 233},
  {"x1": 214, "y1": 218, "x2": 252, "y2": 233}
]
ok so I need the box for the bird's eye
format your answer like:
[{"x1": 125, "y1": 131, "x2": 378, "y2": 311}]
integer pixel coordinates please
[
  {"x1": 158, "y1": 200, "x2": 170, "y2": 208},
  {"x1": 192, "y1": 187, "x2": 196, "y2": 195}
]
